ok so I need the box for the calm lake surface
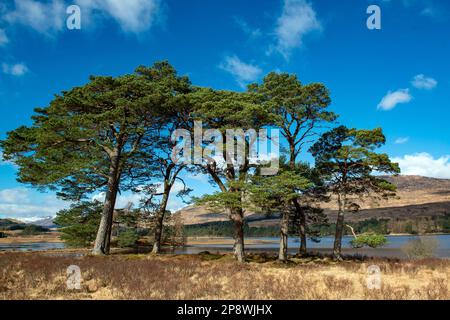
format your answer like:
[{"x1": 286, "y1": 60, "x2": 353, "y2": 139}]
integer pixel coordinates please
[
  {"x1": 1, "y1": 235, "x2": 449, "y2": 258},
  {"x1": 0, "y1": 242, "x2": 65, "y2": 252},
  {"x1": 178, "y1": 235, "x2": 450, "y2": 258}
]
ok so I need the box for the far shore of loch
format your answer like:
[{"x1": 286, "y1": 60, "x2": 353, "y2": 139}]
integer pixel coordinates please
[{"x1": 1, "y1": 233, "x2": 449, "y2": 259}]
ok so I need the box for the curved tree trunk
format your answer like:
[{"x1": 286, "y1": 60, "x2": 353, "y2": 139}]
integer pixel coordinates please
[
  {"x1": 92, "y1": 151, "x2": 121, "y2": 255},
  {"x1": 333, "y1": 195, "x2": 346, "y2": 261},
  {"x1": 152, "y1": 191, "x2": 170, "y2": 254},
  {"x1": 346, "y1": 224, "x2": 357, "y2": 239},
  {"x1": 279, "y1": 211, "x2": 289, "y2": 261}
]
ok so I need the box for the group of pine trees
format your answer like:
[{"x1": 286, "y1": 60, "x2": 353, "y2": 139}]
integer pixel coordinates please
[{"x1": 1, "y1": 61, "x2": 400, "y2": 262}]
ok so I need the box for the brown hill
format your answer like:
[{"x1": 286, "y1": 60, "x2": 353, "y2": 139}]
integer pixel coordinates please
[{"x1": 177, "y1": 175, "x2": 450, "y2": 230}]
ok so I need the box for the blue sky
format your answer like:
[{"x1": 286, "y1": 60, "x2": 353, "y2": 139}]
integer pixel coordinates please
[{"x1": 0, "y1": 0, "x2": 449, "y2": 221}]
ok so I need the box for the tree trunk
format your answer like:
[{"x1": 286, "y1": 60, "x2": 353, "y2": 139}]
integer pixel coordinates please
[
  {"x1": 152, "y1": 191, "x2": 170, "y2": 254},
  {"x1": 287, "y1": 137, "x2": 307, "y2": 255},
  {"x1": 298, "y1": 210, "x2": 307, "y2": 255},
  {"x1": 293, "y1": 199, "x2": 307, "y2": 255},
  {"x1": 279, "y1": 211, "x2": 289, "y2": 261},
  {"x1": 230, "y1": 208, "x2": 245, "y2": 263},
  {"x1": 289, "y1": 143, "x2": 296, "y2": 170},
  {"x1": 92, "y1": 151, "x2": 121, "y2": 255},
  {"x1": 333, "y1": 195, "x2": 345, "y2": 261}
]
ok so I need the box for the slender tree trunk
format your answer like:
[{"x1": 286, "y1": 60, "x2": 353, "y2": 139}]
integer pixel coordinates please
[
  {"x1": 152, "y1": 191, "x2": 170, "y2": 254},
  {"x1": 104, "y1": 215, "x2": 113, "y2": 253},
  {"x1": 298, "y1": 209, "x2": 307, "y2": 255},
  {"x1": 333, "y1": 195, "x2": 345, "y2": 261},
  {"x1": 279, "y1": 211, "x2": 289, "y2": 261},
  {"x1": 293, "y1": 199, "x2": 307, "y2": 255},
  {"x1": 289, "y1": 144, "x2": 296, "y2": 170},
  {"x1": 92, "y1": 150, "x2": 121, "y2": 255},
  {"x1": 289, "y1": 146, "x2": 307, "y2": 255},
  {"x1": 230, "y1": 208, "x2": 245, "y2": 263}
]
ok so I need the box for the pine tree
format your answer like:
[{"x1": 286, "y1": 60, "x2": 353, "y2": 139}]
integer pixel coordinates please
[
  {"x1": 310, "y1": 126, "x2": 400, "y2": 260},
  {"x1": 1, "y1": 62, "x2": 186, "y2": 255},
  {"x1": 248, "y1": 72, "x2": 337, "y2": 254},
  {"x1": 190, "y1": 87, "x2": 273, "y2": 262},
  {"x1": 53, "y1": 201, "x2": 102, "y2": 248}
]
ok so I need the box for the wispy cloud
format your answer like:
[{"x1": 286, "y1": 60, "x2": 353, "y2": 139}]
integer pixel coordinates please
[
  {"x1": 0, "y1": 188, "x2": 30, "y2": 204},
  {"x1": 392, "y1": 152, "x2": 450, "y2": 178},
  {"x1": 1, "y1": 0, "x2": 162, "y2": 37},
  {"x1": 4, "y1": 0, "x2": 66, "y2": 36},
  {"x1": 272, "y1": 0, "x2": 322, "y2": 60},
  {"x1": 75, "y1": 0, "x2": 162, "y2": 33},
  {"x1": 219, "y1": 55, "x2": 262, "y2": 87},
  {"x1": 377, "y1": 89, "x2": 412, "y2": 111},
  {"x1": 379, "y1": 0, "x2": 447, "y2": 20},
  {"x1": 419, "y1": 2, "x2": 448, "y2": 20},
  {"x1": 411, "y1": 74, "x2": 437, "y2": 90},
  {"x1": 395, "y1": 137, "x2": 409, "y2": 144},
  {"x1": 234, "y1": 17, "x2": 262, "y2": 39},
  {"x1": 0, "y1": 29, "x2": 9, "y2": 46},
  {"x1": 2, "y1": 62, "x2": 29, "y2": 76}
]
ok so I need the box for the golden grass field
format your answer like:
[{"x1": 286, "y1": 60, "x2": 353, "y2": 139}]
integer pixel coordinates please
[
  {"x1": 0, "y1": 231, "x2": 62, "y2": 244},
  {"x1": 0, "y1": 251, "x2": 448, "y2": 300}
]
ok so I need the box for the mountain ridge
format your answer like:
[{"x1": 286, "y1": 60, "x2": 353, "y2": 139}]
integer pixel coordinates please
[{"x1": 176, "y1": 175, "x2": 450, "y2": 230}]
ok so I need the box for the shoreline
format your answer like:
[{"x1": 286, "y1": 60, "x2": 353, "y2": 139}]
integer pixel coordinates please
[
  {"x1": 186, "y1": 233, "x2": 450, "y2": 246},
  {"x1": 1, "y1": 234, "x2": 448, "y2": 260},
  {"x1": 0, "y1": 233, "x2": 448, "y2": 246}
]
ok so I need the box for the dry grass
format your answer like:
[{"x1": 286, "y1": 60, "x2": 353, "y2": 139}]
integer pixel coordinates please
[
  {"x1": 0, "y1": 231, "x2": 62, "y2": 244},
  {"x1": 0, "y1": 251, "x2": 448, "y2": 300}
]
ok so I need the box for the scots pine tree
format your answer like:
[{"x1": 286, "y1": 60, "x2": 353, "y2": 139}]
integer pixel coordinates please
[
  {"x1": 249, "y1": 72, "x2": 337, "y2": 254},
  {"x1": 310, "y1": 126, "x2": 400, "y2": 260}
]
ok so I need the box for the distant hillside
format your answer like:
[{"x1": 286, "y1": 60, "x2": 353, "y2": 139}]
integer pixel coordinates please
[
  {"x1": 176, "y1": 175, "x2": 450, "y2": 234},
  {"x1": 0, "y1": 218, "x2": 53, "y2": 232},
  {"x1": 0, "y1": 216, "x2": 57, "y2": 228},
  {"x1": 0, "y1": 218, "x2": 23, "y2": 225},
  {"x1": 27, "y1": 217, "x2": 57, "y2": 228}
]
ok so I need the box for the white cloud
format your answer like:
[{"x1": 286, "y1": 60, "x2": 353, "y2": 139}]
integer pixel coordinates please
[
  {"x1": 377, "y1": 89, "x2": 412, "y2": 111},
  {"x1": 75, "y1": 0, "x2": 161, "y2": 33},
  {"x1": 0, "y1": 188, "x2": 68, "y2": 220},
  {"x1": 20, "y1": 216, "x2": 52, "y2": 223},
  {"x1": 411, "y1": 74, "x2": 437, "y2": 90},
  {"x1": 2, "y1": 0, "x2": 161, "y2": 36},
  {"x1": 4, "y1": 0, "x2": 66, "y2": 35},
  {"x1": 2, "y1": 62, "x2": 29, "y2": 76},
  {"x1": 392, "y1": 153, "x2": 450, "y2": 179},
  {"x1": 395, "y1": 137, "x2": 409, "y2": 144},
  {"x1": 220, "y1": 55, "x2": 262, "y2": 87},
  {"x1": 0, "y1": 188, "x2": 30, "y2": 204},
  {"x1": 0, "y1": 183, "x2": 188, "y2": 221},
  {"x1": 0, "y1": 29, "x2": 9, "y2": 46},
  {"x1": 273, "y1": 0, "x2": 322, "y2": 59}
]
